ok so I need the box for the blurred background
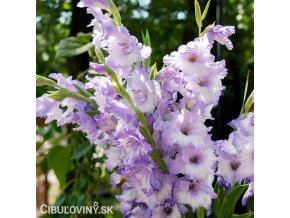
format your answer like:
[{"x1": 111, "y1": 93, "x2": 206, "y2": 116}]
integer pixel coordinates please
[{"x1": 36, "y1": 0, "x2": 254, "y2": 217}]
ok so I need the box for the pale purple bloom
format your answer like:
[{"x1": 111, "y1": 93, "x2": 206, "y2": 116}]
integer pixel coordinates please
[
  {"x1": 77, "y1": 0, "x2": 110, "y2": 11},
  {"x1": 104, "y1": 145, "x2": 124, "y2": 171},
  {"x1": 216, "y1": 149, "x2": 240, "y2": 187},
  {"x1": 116, "y1": 183, "x2": 139, "y2": 216},
  {"x1": 88, "y1": 10, "x2": 114, "y2": 49},
  {"x1": 102, "y1": 26, "x2": 151, "y2": 72},
  {"x1": 163, "y1": 35, "x2": 214, "y2": 76},
  {"x1": 94, "y1": 113, "x2": 117, "y2": 136},
  {"x1": 127, "y1": 66, "x2": 161, "y2": 113},
  {"x1": 137, "y1": 171, "x2": 176, "y2": 209},
  {"x1": 49, "y1": 73, "x2": 79, "y2": 92},
  {"x1": 229, "y1": 112, "x2": 254, "y2": 136},
  {"x1": 105, "y1": 99, "x2": 136, "y2": 121},
  {"x1": 173, "y1": 178, "x2": 217, "y2": 213},
  {"x1": 89, "y1": 62, "x2": 106, "y2": 74},
  {"x1": 184, "y1": 60, "x2": 228, "y2": 105},
  {"x1": 121, "y1": 160, "x2": 157, "y2": 196},
  {"x1": 118, "y1": 134, "x2": 152, "y2": 166},
  {"x1": 230, "y1": 113, "x2": 254, "y2": 180},
  {"x1": 215, "y1": 113, "x2": 254, "y2": 193},
  {"x1": 110, "y1": 173, "x2": 122, "y2": 189},
  {"x1": 151, "y1": 203, "x2": 182, "y2": 218},
  {"x1": 162, "y1": 109, "x2": 208, "y2": 147},
  {"x1": 36, "y1": 94, "x2": 62, "y2": 123},
  {"x1": 37, "y1": 73, "x2": 89, "y2": 127},
  {"x1": 85, "y1": 75, "x2": 116, "y2": 110},
  {"x1": 153, "y1": 101, "x2": 179, "y2": 131},
  {"x1": 156, "y1": 67, "x2": 186, "y2": 94},
  {"x1": 167, "y1": 144, "x2": 216, "y2": 180},
  {"x1": 71, "y1": 111, "x2": 99, "y2": 144},
  {"x1": 114, "y1": 118, "x2": 140, "y2": 140},
  {"x1": 235, "y1": 137, "x2": 254, "y2": 180},
  {"x1": 207, "y1": 25, "x2": 235, "y2": 50},
  {"x1": 87, "y1": 5, "x2": 151, "y2": 76}
]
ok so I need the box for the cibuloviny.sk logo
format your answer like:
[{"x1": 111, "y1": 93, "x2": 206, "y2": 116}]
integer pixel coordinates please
[{"x1": 40, "y1": 201, "x2": 114, "y2": 215}]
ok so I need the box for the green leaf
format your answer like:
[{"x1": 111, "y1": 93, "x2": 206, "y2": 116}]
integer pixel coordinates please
[
  {"x1": 142, "y1": 29, "x2": 151, "y2": 70},
  {"x1": 76, "y1": 32, "x2": 92, "y2": 44},
  {"x1": 232, "y1": 212, "x2": 254, "y2": 218},
  {"x1": 47, "y1": 145, "x2": 71, "y2": 189},
  {"x1": 195, "y1": 0, "x2": 202, "y2": 34},
  {"x1": 48, "y1": 88, "x2": 94, "y2": 105},
  {"x1": 86, "y1": 109, "x2": 100, "y2": 117},
  {"x1": 145, "y1": 29, "x2": 151, "y2": 47},
  {"x1": 36, "y1": 75, "x2": 59, "y2": 88},
  {"x1": 240, "y1": 71, "x2": 250, "y2": 115},
  {"x1": 202, "y1": 0, "x2": 211, "y2": 20},
  {"x1": 96, "y1": 49, "x2": 105, "y2": 64},
  {"x1": 55, "y1": 36, "x2": 93, "y2": 59},
  {"x1": 149, "y1": 63, "x2": 158, "y2": 80},
  {"x1": 218, "y1": 185, "x2": 248, "y2": 218},
  {"x1": 196, "y1": 207, "x2": 205, "y2": 218},
  {"x1": 71, "y1": 143, "x2": 93, "y2": 160},
  {"x1": 212, "y1": 184, "x2": 225, "y2": 216},
  {"x1": 245, "y1": 90, "x2": 254, "y2": 113},
  {"x1": 108, "y1": 0, "x2": 122, "y2": 25},
  {"x1": 73, "y1": 84, "x2": 94, "y2": 98}
]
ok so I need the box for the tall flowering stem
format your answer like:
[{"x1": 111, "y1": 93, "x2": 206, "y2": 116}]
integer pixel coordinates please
[{"x1": 97, "y1": 49, "x2": 167, "y2": 172}]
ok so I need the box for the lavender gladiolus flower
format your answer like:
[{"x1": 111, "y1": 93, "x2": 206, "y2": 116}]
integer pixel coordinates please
[
  {"x1": 84, "y1": 5, "x2": 151, "y2": 77},
  {"x1": 167, "y1": 144, "x2": 216, "y2": 180},
  {"x1": 151, "y1": 203, "x2": 182, "y2": 218},
  {"x1": 216, "y1": 113, "x2": 254, "y2": 201},
  {"x1": 163, "y1": 36, "x2": 214, "y2": 76},
  {"x1": 36, "y1": 94, "x2": 62, "y2": 123},
  {"x1": 207, "y1": 25, "x2": 235, "y2": 50},
  {"x1": 127, "y1": 66, "x2": 161, "y2": 113},
  {"x1": 173, "y1": 179, "x2": 217, "y2": 213},
  {"x1": 162, "y1": 109, "x2": 208, "y2": 147},
  {"x1": 104, "y1": 26, "x2": 151, "y2": 72}
]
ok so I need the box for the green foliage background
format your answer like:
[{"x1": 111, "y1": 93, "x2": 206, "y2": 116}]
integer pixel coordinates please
[{"x1": 36, "y1": 0, "x2": 253, "y2": 217}]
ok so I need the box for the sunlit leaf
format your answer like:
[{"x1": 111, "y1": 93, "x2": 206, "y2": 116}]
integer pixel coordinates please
[
  {"x1": 55, "y1": 35, "x2": 93, "y2": 59},
  {"x1": 48, "y1": 88, "x2": 95, "y2": 104},
  {"x1": 108, "y1": 0, "x2": 122, "y2": 25},
  {"x1": 149, "y1": 63, "x2": 158, "y2": 80},
  {"x1": 142, "y1": 29, "x2": 151, "y2": 70},
  {"x1": 202, "y1": 0, "x2": 211, "y2": 20},
  {"x1": 245, "y1": 90, "x2": 254, "y2": 113},
  {"x1": 195, "y1": 0, "x2": 202, "y2": 34},
  {"x1": 240, "y1": 71, "x2": 250, "y2": 114},
  {"x1": 36, "y1": 75, "x2": 59, "y2": 88}
]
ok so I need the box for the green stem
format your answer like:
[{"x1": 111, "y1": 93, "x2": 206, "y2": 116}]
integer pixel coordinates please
[
  {"x1": 198, "y1": 26, "x2": 201, "y2": 36},
  {"x1": 103, "y1": 62, "x2": 167, "y2": 172}
]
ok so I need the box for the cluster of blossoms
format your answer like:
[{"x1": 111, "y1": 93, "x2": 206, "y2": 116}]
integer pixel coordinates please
[
  {"x1": 36, "y1": 0, "x2": 254, "y2": 217},
  {"x1": 215, "y1": 112, "x2": 254, "y2": 206}
]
